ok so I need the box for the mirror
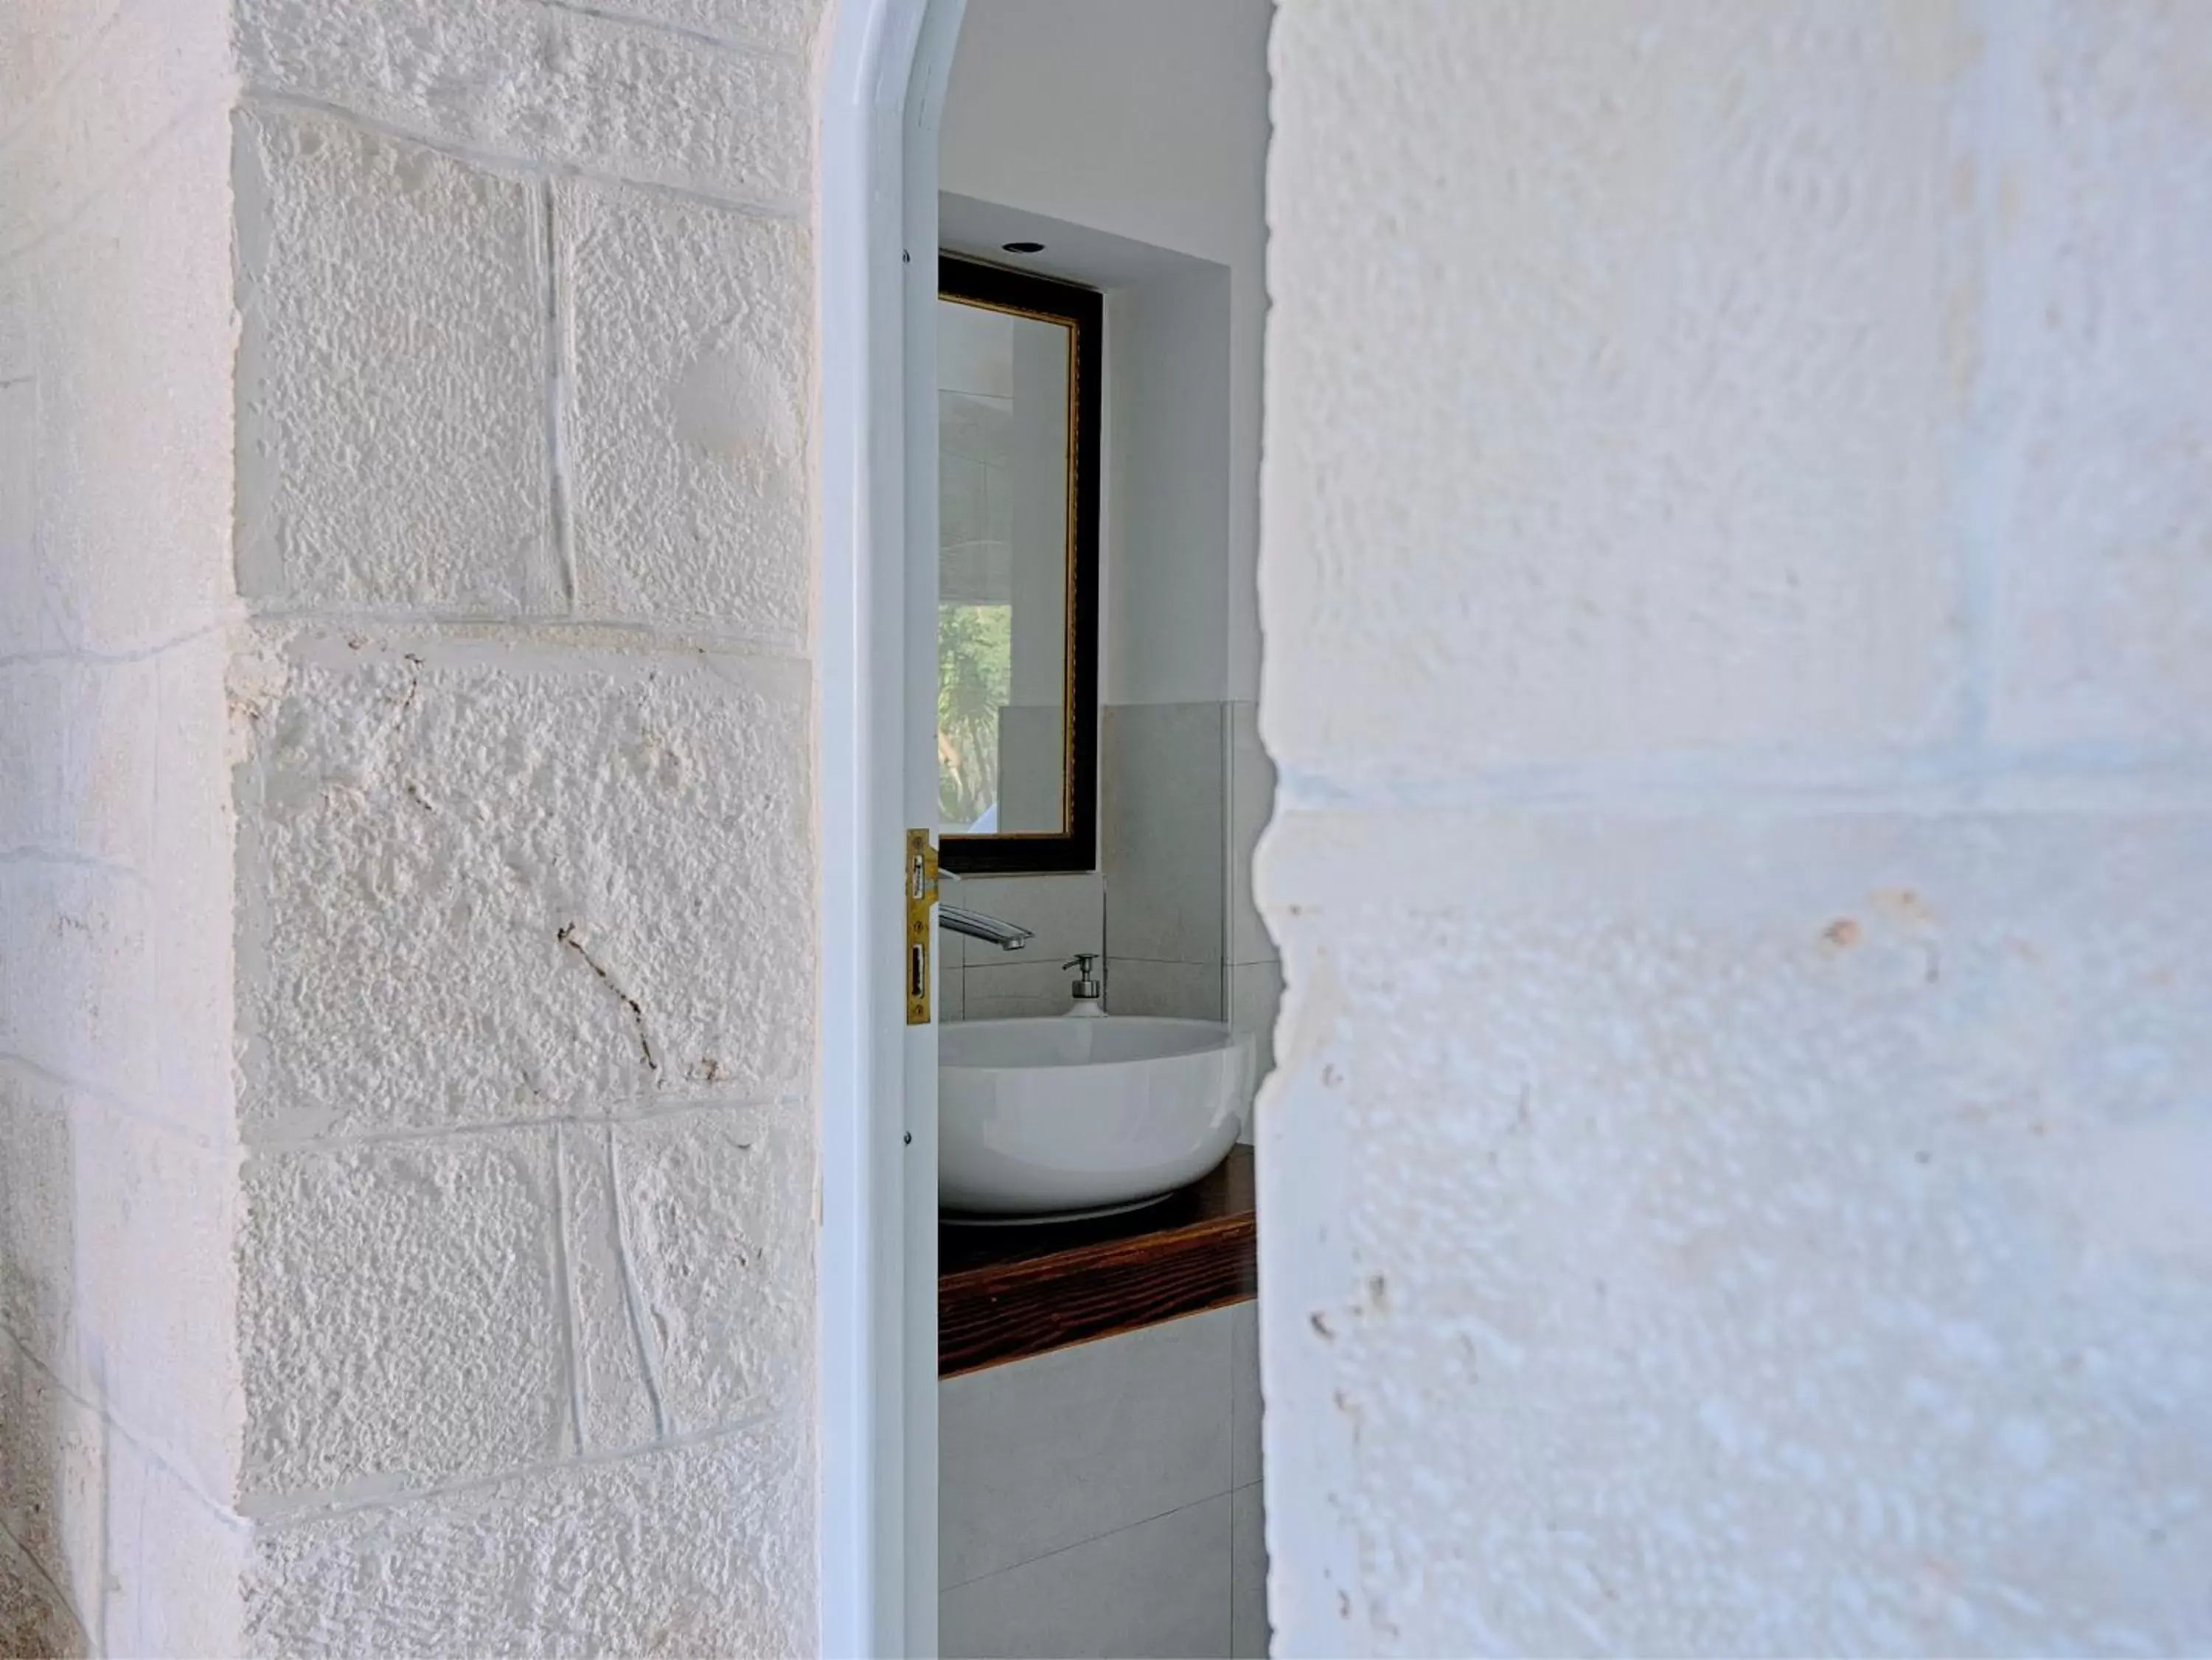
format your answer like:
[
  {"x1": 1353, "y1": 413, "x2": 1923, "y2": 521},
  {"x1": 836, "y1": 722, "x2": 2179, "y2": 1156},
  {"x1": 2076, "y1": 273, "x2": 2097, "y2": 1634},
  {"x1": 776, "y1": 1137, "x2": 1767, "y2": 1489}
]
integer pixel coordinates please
[{"x1": 936, "y1": 256, "x2": 1101, "y2": 873}]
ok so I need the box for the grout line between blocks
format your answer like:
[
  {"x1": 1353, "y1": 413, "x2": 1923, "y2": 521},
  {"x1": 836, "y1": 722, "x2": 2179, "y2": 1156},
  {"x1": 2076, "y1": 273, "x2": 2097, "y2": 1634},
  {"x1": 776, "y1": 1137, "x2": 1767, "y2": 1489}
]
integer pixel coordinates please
[
  {"x1": 549, "y1": 1125, "x2": 588, "y2": 1458},
  {"x1": 242, "y1": 1091, "x2": 805, "y2": 1154},
  {"x1": 524, "y1": 0, "x2": 806, "y2": 64},
  {"x1": 240, "y1": 1400, "x2": 795, "y2": 1526},
  {"x1": 242, "y1": 90, "x2": 809, "y2": 224},
  {"x1": 539, "y1": 178, "x2": 577, "y2": 614}
]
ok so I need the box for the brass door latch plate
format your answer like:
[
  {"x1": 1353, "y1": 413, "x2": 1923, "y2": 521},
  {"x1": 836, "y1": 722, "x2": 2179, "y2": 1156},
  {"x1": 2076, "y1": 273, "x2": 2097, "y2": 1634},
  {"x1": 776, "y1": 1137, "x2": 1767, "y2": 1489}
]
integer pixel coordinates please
[{"x1": 905, "y1": 829, "x2": 939, "y2": 1025}]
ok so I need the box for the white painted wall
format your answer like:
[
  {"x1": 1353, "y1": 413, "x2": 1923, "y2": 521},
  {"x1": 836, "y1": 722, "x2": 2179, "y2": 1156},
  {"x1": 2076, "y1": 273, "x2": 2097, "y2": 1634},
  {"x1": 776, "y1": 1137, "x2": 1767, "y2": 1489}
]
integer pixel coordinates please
[
  {"x1": 1104, "y1": 270, "x2": 1232, "y2": 710},
  {"x1": 1261, "y1": 2, "x2": 2212, "y2": 1654},
  {"x1": 941, "y1": 0, "x2": 1270, "y2": 704},
  {"x1": 1, "y1": 1, "x2": 248, "y2": 1652}
]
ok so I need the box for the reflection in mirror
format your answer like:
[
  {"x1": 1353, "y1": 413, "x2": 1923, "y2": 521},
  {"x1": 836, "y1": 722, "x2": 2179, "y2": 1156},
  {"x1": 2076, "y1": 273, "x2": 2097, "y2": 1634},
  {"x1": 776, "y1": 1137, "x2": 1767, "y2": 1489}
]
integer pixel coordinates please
[{"x1": 936, "y1": 257, "x2": 1099, "y2": 873}]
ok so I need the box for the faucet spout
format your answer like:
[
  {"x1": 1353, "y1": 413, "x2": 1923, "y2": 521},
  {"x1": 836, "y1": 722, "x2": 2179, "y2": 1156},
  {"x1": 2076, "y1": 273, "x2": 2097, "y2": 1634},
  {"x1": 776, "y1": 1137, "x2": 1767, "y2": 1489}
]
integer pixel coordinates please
[{"x1": 938, "y1": 904, "x2": 1034, "y2": 951}]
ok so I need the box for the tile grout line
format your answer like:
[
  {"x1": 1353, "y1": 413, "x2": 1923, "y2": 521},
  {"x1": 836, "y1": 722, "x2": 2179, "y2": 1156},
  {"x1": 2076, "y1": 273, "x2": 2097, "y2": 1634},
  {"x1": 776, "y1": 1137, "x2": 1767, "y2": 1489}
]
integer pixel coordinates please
[{"x1": 941, "y1": 1487, "x2": 1242, "y2": 1596}]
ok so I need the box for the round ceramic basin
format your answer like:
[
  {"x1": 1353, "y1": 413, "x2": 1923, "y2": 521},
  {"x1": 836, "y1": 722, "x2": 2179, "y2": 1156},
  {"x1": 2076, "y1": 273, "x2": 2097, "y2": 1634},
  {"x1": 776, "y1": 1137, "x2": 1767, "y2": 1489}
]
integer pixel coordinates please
[{"x1": 939, "y1": 1016, "x2": 1251, "y2": 1219}]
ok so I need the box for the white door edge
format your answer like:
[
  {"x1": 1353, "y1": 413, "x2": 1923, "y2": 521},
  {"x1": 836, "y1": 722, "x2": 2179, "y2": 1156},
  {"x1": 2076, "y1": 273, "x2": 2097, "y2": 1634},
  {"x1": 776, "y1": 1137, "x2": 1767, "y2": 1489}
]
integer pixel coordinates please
[{"x1": 817, "y1": 0, "x2": 961, "y2": 1653}]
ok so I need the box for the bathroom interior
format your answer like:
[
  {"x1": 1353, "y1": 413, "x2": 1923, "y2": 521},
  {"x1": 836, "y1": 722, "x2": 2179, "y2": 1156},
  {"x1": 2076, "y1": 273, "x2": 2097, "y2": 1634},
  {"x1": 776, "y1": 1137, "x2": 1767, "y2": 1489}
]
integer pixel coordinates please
[{"x1": 925, "y1": 3, "x2": 1274, "y2": 1656}]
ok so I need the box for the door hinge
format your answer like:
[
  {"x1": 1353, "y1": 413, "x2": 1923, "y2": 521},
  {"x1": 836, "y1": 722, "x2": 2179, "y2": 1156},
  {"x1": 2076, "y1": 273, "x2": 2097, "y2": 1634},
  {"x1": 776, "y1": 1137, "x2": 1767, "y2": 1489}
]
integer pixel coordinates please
[{"x1": 905, "y1": 828, "x2": 940, "y2": 1026}]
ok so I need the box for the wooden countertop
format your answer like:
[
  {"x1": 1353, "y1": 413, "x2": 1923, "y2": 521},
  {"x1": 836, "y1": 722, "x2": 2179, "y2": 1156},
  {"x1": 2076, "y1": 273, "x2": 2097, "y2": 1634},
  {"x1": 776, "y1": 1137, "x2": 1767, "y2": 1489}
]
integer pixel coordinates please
[{"x1": 939, "y1": 1145, "x2": 1256, "y2": 1378}]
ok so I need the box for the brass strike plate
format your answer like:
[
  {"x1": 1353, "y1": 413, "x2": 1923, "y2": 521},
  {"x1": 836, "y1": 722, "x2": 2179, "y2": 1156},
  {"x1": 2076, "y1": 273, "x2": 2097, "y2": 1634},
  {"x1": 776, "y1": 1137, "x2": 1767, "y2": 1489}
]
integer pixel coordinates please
[{"x1": 904, "y1": 828, "x2": 939, "y2": 1025}]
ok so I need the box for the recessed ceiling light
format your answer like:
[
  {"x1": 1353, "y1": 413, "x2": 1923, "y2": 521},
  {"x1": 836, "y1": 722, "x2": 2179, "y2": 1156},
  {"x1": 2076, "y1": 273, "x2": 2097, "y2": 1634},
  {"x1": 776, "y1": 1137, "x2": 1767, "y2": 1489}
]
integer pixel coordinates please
[{"x1": 1001, "y1": 241, "x2": 1046, "y2": 254}]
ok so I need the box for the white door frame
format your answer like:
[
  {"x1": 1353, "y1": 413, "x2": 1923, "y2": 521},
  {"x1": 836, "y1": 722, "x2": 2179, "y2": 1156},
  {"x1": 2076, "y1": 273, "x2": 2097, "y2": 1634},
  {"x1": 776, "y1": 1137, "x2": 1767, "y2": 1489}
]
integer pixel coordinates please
[{"x1": 818, "y1": 0, "x2": 963, "y2": 1653}]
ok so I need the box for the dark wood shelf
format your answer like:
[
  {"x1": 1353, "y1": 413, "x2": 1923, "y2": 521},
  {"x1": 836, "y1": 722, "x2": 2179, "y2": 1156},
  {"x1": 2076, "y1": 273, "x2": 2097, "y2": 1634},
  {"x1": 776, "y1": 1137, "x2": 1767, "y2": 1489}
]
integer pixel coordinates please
[{"x1": 939, "y1": 1145, "x2": 1256, "y2": 1378}]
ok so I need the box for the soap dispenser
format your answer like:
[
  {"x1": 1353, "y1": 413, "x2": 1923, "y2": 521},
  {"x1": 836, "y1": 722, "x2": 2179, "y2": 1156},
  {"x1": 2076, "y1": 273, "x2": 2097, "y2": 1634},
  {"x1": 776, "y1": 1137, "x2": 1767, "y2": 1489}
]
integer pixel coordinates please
[{"x1": 1063, "y1": 953, "x2": 1106, "y2": 1016}]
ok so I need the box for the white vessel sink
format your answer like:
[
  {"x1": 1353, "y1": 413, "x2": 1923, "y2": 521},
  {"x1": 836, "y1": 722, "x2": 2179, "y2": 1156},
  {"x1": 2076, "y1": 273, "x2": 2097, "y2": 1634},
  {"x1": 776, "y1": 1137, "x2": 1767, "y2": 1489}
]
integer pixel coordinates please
[{"x1": 939, "y1": 1016, "x2": 1251, "y2": 1220}]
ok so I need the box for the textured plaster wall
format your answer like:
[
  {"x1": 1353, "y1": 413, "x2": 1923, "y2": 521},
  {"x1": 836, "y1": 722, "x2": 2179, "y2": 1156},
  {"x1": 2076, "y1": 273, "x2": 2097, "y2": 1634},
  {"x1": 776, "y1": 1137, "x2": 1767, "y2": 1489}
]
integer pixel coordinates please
[
  {"x1": 4, "y1": 0, "x2": 828, "y2": 1652},
  {"x1": 1260, "y1": 2, "x2": 2212, "y2": 1656},
  {"x1": 1, "y1": 0, "x2": 248, "y2": 1653}
]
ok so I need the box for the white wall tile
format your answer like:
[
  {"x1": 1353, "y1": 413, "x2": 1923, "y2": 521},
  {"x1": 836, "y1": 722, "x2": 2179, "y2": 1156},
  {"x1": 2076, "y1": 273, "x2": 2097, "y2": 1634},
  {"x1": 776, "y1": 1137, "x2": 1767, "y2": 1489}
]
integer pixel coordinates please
[
  {"x1": 1230, "y1": 1299, "x2": 1262, "y2": 1492},
  {"x1": 940, "y1": 1308, "x2": 1234, "y2": 1588},
  {"x1": 960, "y1": 958, "x2": 1077, "y2": 1022},
  {"x1": 1103, "y1": 702, "x2": 1226, "y2": 966},
  {"x1": 940, "y1": 1493, "x2": 1233, "y2": 1660},
  {"x1": 1230, "y1": 1482, "x2": 1268, "y2": 1660},
  {"x1": 1107, "y1": 957, "x2": 1223, "y2": 1022},
  {"x1": 1228, "y1": 959, "x2": 1283, "y2": 1140},
  {"x1": 941, "y1": 871, "x2": 1104, "y2": 971},
  {"x1": 1226, "y1": 700, "x2": 1277, "y2": 966}
]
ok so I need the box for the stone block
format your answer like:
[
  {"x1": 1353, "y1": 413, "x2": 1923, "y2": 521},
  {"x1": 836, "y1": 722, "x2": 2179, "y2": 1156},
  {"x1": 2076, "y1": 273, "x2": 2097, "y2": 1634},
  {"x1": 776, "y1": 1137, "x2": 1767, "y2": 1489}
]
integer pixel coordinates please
[
  {"x1": 0, "y1": 862, "x2": 156, "y2": 1109},
  {"x1": 100, "y1": 1430, "x2": 248, "y2": 1659},
  {"x1": 29, "y1": 113, "x2": 233, "y2": 652},
  {"x1": 0, "y1": 665, "x2": 60, "y2": 857},
  {"x1": 563, "y1": 1106, "x2": 809, "y2": 1448},
  {"x1": 234, "y1": 0, "x2": 810, "y2": 209},
  {"x1": 237, "y1": 630, "x2": 812, "y2": 1139},
  {"x1": 0, "y1": 645, "x2": 230, "y2": 1140},
  {"x1": 0, "y1": 360, "x2": 54, "y2": 658},
  {"x1": 0, "y1": 657, "x2": 158, "y2": 868},
  {"x1": 147, "y1": 631, "x2": 237, "y2": 1134},
  {"x1": 1262, "y1": 5, "x2": 1964, "y2": 787},
  {"x1": 0, "y1": 1070, "x2": 75, "y2": 1386},
  {"x1": 238, "y1": 1129, "x2": 566, "y2": 1504},
  {"x1": 0, "y1": 1342, "x2": 103, "y2": 1640},
  {"x1": 245, "y1": 1412, "x2": 813, "y2": 1656},
  {"x1": 0, "y1": 1522, "x2": 88, "y2": 1659},
  {"x1": 0, "y1": 0, "x2": 231, "y2": 260},
  {"x1": 234, "y1": 105, "x2": 549, "y2": 613},
  {"x1": 557, "y1": 178, "x2": 809, "y2": 642},
  {"x1": 1260, "y1": 803, "x2": 2212, "y2": 1654},
  {"x1": 1983, "y1": 1, "x2": 2212, "y2": 750},
  {"x1": 69, "y1": 1101, "x2": 239, "y2": 1501},
  {"x1": 0, "y1": 0, "x2": 122, "y2": 119}
]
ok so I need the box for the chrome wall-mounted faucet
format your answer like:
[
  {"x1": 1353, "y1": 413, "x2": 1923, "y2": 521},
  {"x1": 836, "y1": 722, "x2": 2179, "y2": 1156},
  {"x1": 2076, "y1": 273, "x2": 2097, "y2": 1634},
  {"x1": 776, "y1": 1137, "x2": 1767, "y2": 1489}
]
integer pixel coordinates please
[
  {"x1": 934, "y1": 868, "x2": 1033, "y2": 951},
  {"x1": 938, "y1": 904, "x2": 1034, "y2": 950}
]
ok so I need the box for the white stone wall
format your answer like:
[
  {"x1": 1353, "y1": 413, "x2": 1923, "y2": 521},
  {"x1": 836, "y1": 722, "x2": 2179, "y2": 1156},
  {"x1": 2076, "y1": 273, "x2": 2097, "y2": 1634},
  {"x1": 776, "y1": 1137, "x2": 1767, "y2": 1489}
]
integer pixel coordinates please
[
  {"x1": 226, "y1": 0, "x2": 824, "y2": 1651},
  {"x1": 4, "y1": 0, "x2": 828, "y2": 1650},
  {"x1": 1260, "y1": 2, "x2": 2212, "y2": 1655},
  {"x1": 1, "y1": 0, "x2": 248, "y2": 1652}
]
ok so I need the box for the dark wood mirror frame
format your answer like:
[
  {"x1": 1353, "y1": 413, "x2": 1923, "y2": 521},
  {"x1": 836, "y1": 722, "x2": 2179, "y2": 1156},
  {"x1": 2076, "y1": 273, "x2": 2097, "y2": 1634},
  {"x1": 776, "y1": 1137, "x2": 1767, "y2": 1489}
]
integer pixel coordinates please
[{"x1": 937, "y1": 254, "x2": 1102, "y2": 876}]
